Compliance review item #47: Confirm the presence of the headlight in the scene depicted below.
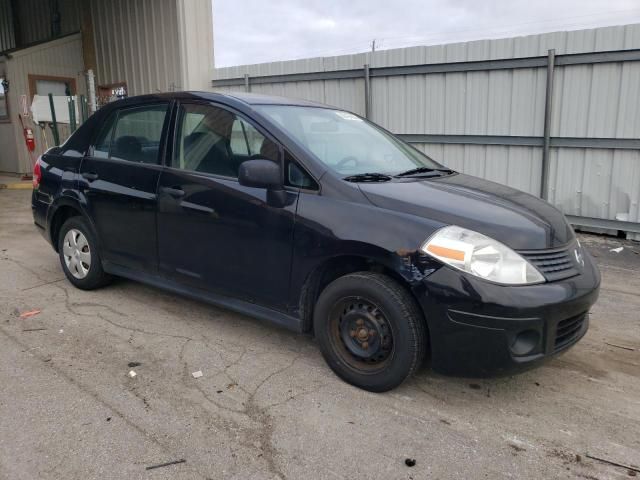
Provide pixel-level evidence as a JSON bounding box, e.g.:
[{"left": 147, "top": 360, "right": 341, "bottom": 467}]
[{"left": 421, "top": 225, "right": 545, "bottom": 285}]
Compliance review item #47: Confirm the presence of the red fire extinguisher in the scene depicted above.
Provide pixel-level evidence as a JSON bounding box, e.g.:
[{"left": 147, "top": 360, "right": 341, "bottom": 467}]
[{"left": 23, "top": 127, "right": 36, "bottom": 152}]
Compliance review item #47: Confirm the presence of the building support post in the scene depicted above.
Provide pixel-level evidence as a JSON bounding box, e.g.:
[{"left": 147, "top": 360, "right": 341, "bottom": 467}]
[
  {"left": 86, "top": 69, "right": 96, "bottom": 114},
  {"left": 80, "top": 1, "right": 97, "bottom": 76},
  {"left": 176, "top": 0, "right": 215, "bottom": 91},
  {"left": 244, "top": 74, "right": 250, "bottom": 93},
  {"left": 541, "top": 49, "right": 555, "bottom": 200},
  {"left": 364, "top": 64, "right": 371, "bottom": 119}
]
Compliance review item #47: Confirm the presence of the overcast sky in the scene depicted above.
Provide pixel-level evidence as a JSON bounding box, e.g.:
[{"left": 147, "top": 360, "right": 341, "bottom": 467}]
[{"left": 212, "top": 0, "right": 640, "bottom": 67}]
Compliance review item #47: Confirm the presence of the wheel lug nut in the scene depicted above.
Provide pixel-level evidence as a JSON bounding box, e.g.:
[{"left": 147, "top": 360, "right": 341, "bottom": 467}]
[
  {"left": 356, "top": 319, "right": 364, "bottom": 326},
  {"left": 350, "top": 330, "right": 357, "bottom": 338},
  {"left": 362, "top": 341, "right": 369, "bottom": 350}
]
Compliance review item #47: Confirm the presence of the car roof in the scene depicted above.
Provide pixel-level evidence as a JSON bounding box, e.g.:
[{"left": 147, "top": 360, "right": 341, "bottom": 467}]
[{"left": 101, "top": 91, "right": 333, "bottom": 110}]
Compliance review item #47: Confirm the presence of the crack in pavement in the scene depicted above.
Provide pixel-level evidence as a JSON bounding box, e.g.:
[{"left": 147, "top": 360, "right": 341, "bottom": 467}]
[
  {"left": 0, "top": 325, "right": 211, "bottom": 480},
  {"left": 179, "top": 338, "right": 313, "bottom": 480},
  {"left": 3, "top": 261, "right": 288, "bottom": 478},
  {"left": 32, "top": 279, "right": 313, "bottom": 479},
  {"left": 4, "top": 250, "right": 327, "bottom": 479}
]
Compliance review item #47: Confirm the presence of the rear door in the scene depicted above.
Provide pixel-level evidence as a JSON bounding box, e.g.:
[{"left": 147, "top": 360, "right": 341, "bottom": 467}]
[
  {"left": 156, "top": 101, "right": 298, "bottom": 311},
  {"left": 80, "top": 102, "right": 170, "bottom": 273}
]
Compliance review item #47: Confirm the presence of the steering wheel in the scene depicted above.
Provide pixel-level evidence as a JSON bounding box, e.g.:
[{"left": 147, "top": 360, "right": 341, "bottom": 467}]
[{"left": 335, "top": 156, "right": 359, "bottom": 171}]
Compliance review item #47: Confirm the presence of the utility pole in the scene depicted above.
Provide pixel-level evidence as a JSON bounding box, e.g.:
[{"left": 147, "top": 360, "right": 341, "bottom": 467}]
[{"left": 371, "top": 39, "right": 376, "bottom": 53}]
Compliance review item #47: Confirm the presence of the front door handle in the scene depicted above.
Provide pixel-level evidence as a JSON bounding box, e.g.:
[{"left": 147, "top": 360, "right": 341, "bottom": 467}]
[
  {"left": 161, "top": 186, "right": 185, "bottom": 199},
  {"left": 82, "top": 172, "right": 98, "bottom": 181}
]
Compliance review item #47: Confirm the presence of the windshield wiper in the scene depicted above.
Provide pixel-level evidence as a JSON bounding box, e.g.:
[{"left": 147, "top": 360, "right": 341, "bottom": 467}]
[
  {"left": 343, "top": 172, "right": 392, "bottom": 183},
  {"left": 394, "top": 166, "right": 454, "bottom": 178}
]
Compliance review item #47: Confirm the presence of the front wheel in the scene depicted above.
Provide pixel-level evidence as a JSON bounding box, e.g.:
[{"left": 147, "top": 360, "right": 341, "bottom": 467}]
[{"left": 314, "top": 272, "right": 427, "bottom": 392}]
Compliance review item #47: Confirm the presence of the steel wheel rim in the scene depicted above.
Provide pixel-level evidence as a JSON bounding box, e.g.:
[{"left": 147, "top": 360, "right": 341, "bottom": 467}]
[
  {"left": 328, "top": 297, "right": 395, "bottom": 373},
  {"left": 62, "top": 229, "right": 91, "bottom": 279}
]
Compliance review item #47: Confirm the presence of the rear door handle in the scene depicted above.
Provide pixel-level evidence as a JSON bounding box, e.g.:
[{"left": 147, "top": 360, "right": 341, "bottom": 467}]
[
  {"left": 82, "top": 172, "right": 98, "bottom": 181},
  {"left": 161, "top": 186, "right": 185, "bottom": 199}
]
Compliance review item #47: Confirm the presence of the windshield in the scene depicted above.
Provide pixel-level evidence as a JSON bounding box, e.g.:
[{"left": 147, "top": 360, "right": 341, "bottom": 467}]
[{"left": 254, "top": 105, "right": 445, "bottom": 176}]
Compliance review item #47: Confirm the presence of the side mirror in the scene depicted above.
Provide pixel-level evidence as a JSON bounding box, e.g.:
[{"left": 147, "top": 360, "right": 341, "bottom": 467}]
[{"left": 238, "top": 159, "right": 282, "bottom": 189}]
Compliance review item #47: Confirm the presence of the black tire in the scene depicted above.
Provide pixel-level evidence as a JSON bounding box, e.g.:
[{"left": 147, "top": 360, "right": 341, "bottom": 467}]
[
  {"left": 57, "top": 216, "right": 112, "bottom": 290},
  {"left": 314, "top": 272, "right": 427, "bottom": 392}
]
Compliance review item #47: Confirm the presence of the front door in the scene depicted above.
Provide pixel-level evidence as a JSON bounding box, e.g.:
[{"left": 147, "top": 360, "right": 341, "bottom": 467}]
[
  {"left": 157, "top": 102, "right": 298, "bottom": 311},
  {"left": 80, "top": 103, "right": 170, "bottom": 272}
]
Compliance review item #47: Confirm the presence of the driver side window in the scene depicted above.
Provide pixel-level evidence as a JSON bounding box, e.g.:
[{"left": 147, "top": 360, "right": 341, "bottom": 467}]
[{"left": 173, "top": 103, "right": 279, "bottom": 178}]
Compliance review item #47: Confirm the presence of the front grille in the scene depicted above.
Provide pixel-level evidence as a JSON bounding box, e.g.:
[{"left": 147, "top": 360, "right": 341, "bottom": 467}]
[
  {"left": 519, "top": 244, "right": 579, "bottom": 281},
  {"left": 554, "top": 312, "right": 587, "bottom": 351}
]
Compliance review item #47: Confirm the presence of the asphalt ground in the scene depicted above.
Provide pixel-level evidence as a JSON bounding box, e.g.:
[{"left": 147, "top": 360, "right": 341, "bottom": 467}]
[{"left": 1, "top": 187, "right": 639, "bottom": 479}]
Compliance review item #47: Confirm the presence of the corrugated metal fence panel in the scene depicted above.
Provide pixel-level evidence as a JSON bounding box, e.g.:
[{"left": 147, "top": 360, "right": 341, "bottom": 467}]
[
  {"left": 369, "top": 69, "right": 546, "bottom": 136},
  {"left": 245, "top": 77, "right": 366, "bottom": 117},
  {"left": 0, "top": 0, "right": 15, "bottom": 52},
  {"left": 551, "top": 61, "right": 640, "bottom": 139},
  {"left": 428, "top": 143, "right": 640, "bottom": 235},
  {"left": 215, "top": 57, "right": 326, "bottom": 79},
  {"left": 368, "top": 24, "right": 640, "bottom": 66},
  {"left": 325, "top": 79, "right": 365, "bottom": 116},
  {"left": 91, "top": 0, "right": 182, "bottom": 95},
  {"left": 212, "top": 24, "right": 640, "bottom": 232},
  {"left": 550, "top": 148, "right": 640, "bottom": 223},
  {"left": 213, "top": 24, "right": 640, "bottom": 80},
  {"left": 416, "top": 143, "right": 543, "bottom": 196},
  {"left": 6, "top": 34, "right": 85, "bottom": 173}
]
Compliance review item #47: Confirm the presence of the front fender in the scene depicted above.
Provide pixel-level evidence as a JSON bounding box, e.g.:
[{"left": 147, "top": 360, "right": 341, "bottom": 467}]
[{"left": 290, "top": 193, "right": 446, "bottom": 322}]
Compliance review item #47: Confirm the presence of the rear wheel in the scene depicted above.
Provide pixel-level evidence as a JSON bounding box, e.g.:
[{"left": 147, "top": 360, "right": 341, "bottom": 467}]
[
  {"left": 57, "top": 216, "right": 111, "bottom": 290},
  {"left": 314, "top": 272, "right": 427, "bottom": 392}
]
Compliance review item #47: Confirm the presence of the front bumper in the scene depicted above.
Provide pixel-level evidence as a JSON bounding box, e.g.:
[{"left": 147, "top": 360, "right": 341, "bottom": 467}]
[{"left": 416, "top": 250, "right": 601, "bottom": 377}]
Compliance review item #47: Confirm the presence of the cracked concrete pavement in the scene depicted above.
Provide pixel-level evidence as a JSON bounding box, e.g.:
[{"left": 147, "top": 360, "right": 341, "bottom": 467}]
[{"left": 1, "top": 188, "right": 639, "bottom": 479}]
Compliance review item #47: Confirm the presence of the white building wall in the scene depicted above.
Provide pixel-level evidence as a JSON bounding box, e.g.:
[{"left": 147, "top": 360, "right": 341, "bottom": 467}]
[
  {"left": 2, "top": 34, "right": 85, "bottom": 173},
  {"left": 0, "top": 58, "right": 19, "bottom": 172},
  {"left": 0, "top": 122, "right": 19, "bottom": 173},
  {"left": 0, "top": 0, "right": 214, "bottom": 174},
  {"left": 90, "top": 0, "right": 213, "bottom": 95}
]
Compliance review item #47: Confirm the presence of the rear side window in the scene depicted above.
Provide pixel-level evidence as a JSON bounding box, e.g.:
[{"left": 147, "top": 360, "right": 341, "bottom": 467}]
[{"left": 90, "top": 104, "right": 168, "bottom": 163}]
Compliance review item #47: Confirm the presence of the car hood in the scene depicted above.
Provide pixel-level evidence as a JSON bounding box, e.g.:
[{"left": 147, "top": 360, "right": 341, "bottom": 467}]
[{"left": 357, "top": 173, "right": 574, "bottom": 250}]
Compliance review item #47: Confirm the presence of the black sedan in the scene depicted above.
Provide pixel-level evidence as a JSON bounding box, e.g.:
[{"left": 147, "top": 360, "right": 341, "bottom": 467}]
[{"left": 32, "top": 92, "right": 600, "bottom": 391}]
